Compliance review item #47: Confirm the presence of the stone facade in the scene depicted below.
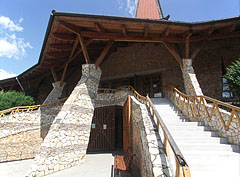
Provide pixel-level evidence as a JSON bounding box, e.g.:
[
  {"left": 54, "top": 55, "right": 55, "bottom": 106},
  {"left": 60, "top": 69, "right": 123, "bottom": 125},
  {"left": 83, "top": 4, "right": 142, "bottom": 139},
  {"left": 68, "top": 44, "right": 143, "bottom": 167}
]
[
  {"left": 26, "top": 64, "right": 101, "bottom": 177},
  {"left": 168, "top": 94, "right": 240, "bottom": 145},
  {"left": 95, "top": 89, "right": 132, "bottom": 108},
  {"left": 43, "top": 81, "right": 65, "bottom": 104},
  {"left": 131, "top": 97, "right": 171, "bottom": 177},
  {"left": 40, "top": 104, "right": 63, "bottom": 139},
  {"left": 0, "top": 110, "right": 42, "bottom": 162},
  {"left": 181, "top": 59, "right": 203, "bottom": 96},
  {"left": 0, "top": 129, "right": 42, "bottom": 162}
]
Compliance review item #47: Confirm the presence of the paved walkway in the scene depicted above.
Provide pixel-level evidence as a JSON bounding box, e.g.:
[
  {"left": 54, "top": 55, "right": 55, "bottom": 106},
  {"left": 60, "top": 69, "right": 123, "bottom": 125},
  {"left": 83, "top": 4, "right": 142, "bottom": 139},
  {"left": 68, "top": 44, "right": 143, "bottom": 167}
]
[{"left": 0, "top": 153, "right": 116, "bottom": 177}]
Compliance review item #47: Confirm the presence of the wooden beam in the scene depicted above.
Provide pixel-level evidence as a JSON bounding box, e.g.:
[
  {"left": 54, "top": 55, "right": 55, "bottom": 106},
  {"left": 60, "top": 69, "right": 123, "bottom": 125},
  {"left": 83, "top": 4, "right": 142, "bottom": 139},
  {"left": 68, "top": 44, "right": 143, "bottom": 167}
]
[
  {"left": 49, "top": 44, "right": 73, "bottom": 51},
  {"left": 50, "top": 68, "right": 58, "bottom": 82},
  {"left": 144, "top": 26, "right": 149, "bottom": 38},
  {"left": 218, "top": 24, "right": 236, "bottom": 34},
  {"left": 163, "top": 27, "right": 170, "bottom": 38},
  {"left": 52, "top": 33, "right": 76, "bottom": 41},
  {"left": 95, "top": 40, "right": 114, "bottom": 67},
  {"left": 60, "top": 64, "right": 68, "bottom": 86},
  {"left": 58, "top": 20, "right": 83, "bottom": 35},
  {"left": 122, "top": 24, "right": 128, "bottom": 37},
  {"left": 162, "top": 41, "right": 182, "bottom": 67},
  {"left": 70, "top": 37, "right": 79, "bottom": 59},
  {"left": 190, "top": 40, "right": 206, "bottom": 60},
  {"left": 94, "top": 22, "right": 106, "bottom": 33},
  {"left": 46, "top": 52, "right": 70, "bottom": 58},
  {"left": 185, "top": 36, "right": 190, "bottom": 58},
  {"left": 80, "top": 31, "right": 183, "bottom": 43},
  {"left": 78, "top": 35, "right": 91, "bottom": 64}
]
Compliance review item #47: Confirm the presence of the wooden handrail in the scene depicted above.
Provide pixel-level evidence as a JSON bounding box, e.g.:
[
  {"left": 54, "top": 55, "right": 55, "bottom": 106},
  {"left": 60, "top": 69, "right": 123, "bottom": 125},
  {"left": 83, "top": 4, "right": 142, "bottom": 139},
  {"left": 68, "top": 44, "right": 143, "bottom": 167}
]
[
  {"left": 0, "top": 97, "right": 68, "bottom": 118},
  {"left": 166, "top": 86, "right": 240, "bottom": 131}
]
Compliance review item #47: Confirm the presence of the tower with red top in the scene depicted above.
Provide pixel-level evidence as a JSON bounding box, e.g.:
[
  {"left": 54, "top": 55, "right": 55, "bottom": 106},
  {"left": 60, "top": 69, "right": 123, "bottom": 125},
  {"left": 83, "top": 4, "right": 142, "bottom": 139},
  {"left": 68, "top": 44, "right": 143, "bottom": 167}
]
[{"left": 135, "top": 0, "right": 164, "bottom": 19}]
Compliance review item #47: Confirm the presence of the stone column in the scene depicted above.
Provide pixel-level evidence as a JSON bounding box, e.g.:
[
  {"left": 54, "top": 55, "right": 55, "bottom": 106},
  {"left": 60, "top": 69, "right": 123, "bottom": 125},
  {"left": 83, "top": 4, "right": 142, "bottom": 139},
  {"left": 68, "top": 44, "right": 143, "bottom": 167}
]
[
  {"left": 181, "top": 59, "right": 203, "bottom": 96},
  {"left": 43, "top": 81, "right": 66, "bottom": 104},
  {"left": 26, "top": 64, "right": 101, "bottom": 177},
  {"left": 41, "top": 81, "right": 65, "bottom": 139}
]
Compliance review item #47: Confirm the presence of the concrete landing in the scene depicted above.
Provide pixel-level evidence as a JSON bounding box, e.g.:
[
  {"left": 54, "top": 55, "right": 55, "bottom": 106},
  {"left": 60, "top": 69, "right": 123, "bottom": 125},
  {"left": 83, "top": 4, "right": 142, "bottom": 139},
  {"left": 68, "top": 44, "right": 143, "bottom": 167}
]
[{"left": 0, "top": 153, "right": 121, "bottom": 177}]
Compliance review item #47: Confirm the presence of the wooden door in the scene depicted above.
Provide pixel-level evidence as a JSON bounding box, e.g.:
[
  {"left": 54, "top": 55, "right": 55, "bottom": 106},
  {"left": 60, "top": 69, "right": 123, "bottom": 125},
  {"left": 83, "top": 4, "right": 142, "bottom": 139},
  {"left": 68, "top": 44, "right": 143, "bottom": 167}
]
[
  {"left": 123, "top": 95, "right": 131, "bottom": 154},
  {"left": 88, "top": 106, "right": 115, "bottom": 152}
]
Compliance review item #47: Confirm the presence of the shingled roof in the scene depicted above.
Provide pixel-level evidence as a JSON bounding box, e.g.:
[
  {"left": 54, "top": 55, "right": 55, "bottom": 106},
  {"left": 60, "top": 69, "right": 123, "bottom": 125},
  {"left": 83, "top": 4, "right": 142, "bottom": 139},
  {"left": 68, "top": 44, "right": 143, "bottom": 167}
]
[{"left": 135, "top": 0, "right": 164, "bottom": 19}]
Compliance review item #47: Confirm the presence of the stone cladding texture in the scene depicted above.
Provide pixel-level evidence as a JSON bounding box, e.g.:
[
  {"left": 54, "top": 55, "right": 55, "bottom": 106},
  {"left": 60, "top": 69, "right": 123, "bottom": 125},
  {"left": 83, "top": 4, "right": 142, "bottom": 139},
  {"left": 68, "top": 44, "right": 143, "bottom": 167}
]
[
  {"left": 43, "top": 81, "right": 65, "bottom": 104},
  {"left": 0, "top": 111, "right": 42, "bottom": 162},
  {"left": 182, "top": 59, "right": 203, "bottom": 96},
  {"left": 95, "top": 89, "right": 132, "bottom": 108},
  {"left": 169, "top": 96, "right": 240, "bottom": 145},
  {"left": 26, "top": 64, "right": 101, "bottom": 177},
  {"left": 40, "top": 104, "right": 63, "bottom": 139},
  {"left": 0, "top": 129, "right": 42, "bottom": 162},
  {"left": 131, "top": 97, "right": 171, "bottom": 177}
]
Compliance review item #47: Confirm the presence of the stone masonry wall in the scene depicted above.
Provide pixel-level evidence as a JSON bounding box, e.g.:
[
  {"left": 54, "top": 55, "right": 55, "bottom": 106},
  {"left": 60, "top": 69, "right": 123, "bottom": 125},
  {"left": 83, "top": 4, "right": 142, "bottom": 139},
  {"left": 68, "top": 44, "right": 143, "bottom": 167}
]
[
  {"left": 0, "top": 111, "right": 42, "bottom": 162},
  {"left": 40, "top": 104, "right": 63, "bottom": 139},
  {"left": 26, "top": 64, "right": 101, "bottom": 177},
  {"left": 169, "top": 95, "right": 240, "bottom": 145},
  {"left": 131, "top": 97, "right": 171, "bottom": 177},
  {"left": 182, "top": 59, "right": 203, "bottom": 96},
  {"left": 0, "top": 129, "right": 42, "bottom": 162},
  {"left": 43, "top": 81, "right": 65, "bottom": 104},
  {"left": 95, "top": 89, "right": 132, "bottom": 108}
]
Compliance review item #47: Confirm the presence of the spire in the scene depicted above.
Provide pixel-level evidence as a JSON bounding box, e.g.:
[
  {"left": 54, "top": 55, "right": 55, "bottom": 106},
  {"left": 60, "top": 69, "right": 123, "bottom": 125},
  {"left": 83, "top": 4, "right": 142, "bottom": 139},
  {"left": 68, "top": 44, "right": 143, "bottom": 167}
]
[{"left": 135, "top": 0, "right": 164, "bottom": 20}]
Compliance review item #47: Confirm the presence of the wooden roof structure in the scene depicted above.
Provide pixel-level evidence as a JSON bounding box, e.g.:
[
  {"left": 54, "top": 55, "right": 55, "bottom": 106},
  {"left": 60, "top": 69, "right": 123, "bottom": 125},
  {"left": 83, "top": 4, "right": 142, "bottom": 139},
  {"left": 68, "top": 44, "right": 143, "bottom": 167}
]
[{"left": 1, "top": 10, "right": 240, "bottom": 88}]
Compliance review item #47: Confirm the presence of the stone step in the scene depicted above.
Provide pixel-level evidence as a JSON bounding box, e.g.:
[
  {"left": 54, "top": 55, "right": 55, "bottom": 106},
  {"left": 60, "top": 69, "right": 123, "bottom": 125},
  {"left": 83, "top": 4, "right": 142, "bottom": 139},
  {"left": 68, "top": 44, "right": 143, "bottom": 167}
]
[
  {"left": 170, "top": 130, "right": 219, "bottom": 137},
  {"left": 173, "top": 137, "right": 229, "bottom": 144},
  {"left": 178, "top": 143, "right": 240, "bottom": 152},
  {"left": 167, "top": 125, "right": 211, "bottom": 131}
]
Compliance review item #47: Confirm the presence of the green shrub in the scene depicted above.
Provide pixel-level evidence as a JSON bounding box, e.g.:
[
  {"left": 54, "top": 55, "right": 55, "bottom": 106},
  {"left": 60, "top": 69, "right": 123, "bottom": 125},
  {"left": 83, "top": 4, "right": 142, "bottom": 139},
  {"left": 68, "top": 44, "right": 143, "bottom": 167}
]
[
  {"left": 0, "top": 91, "right": 35, "bottom": 111},
  {"left": 224, "top": 59, "right": 240, "bottom": 99}
]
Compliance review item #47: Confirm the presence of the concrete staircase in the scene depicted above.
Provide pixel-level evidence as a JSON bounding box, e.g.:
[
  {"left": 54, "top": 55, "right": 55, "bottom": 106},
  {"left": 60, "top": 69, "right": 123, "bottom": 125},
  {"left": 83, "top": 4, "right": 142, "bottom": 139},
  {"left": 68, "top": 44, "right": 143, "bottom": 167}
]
[{"left": 151, "top": 98, "right": 240, "bottom": 177}]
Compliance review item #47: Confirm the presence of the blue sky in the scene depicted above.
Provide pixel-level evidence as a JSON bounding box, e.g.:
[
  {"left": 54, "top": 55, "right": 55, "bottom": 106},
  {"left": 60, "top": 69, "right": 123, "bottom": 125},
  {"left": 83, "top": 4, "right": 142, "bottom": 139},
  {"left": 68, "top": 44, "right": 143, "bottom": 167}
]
[{"left": 0, "top": 0, "right": 239, "bottom": 80}]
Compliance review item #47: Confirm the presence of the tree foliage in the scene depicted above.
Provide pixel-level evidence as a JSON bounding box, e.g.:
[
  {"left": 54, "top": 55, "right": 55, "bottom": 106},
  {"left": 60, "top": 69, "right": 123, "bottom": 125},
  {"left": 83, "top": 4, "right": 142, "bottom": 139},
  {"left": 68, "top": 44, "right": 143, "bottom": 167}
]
[
  {"left": 0, "top": 91, "right": 35, "bottom": 111},
  {"left": 224, "top": 59, "right": 240, "bottom": 98}
]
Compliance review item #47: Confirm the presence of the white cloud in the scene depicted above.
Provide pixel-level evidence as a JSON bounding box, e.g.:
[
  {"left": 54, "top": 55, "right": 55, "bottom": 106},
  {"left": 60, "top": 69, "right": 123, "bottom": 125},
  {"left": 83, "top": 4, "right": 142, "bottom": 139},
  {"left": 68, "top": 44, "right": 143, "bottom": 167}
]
[
  {"left": 117, "top": 0, "right": 136, "bottom": 17},
  {"left": 0, "top": 16, "right": 23, "bottom": 32},
  {"left": 0, "top": 69, "right": 16, "bottom": 80},
  {"left": 0, "top": 16, "right": 32, "bottom": 60}
]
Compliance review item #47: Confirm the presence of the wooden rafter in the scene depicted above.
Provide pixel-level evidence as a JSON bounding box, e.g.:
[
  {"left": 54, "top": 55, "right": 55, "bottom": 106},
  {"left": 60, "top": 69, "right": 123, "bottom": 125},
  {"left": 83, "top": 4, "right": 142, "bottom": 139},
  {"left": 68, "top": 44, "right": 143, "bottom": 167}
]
[
  {"left": 52, "top": 33, "right": 76, "bottom": 41},
  {"left": 218, "top": 24, "right": 236, "bottom": 34},
  {"left": 58, "top": 20, "right": 83, "bottom": 35},
  {"left": 50, "top": 68, "right": 58, "bottom": 82},
  {"left": 49, "top": 44, "right": 73, "bottom": 51},
  {"left": 163, "top": 27, "right": 170, "bottom": 38},
  {"left": 94, "top": 22, "right": 106, "bottom": 33},
  {"left": 78, "top": 35, "right": 91, "bottom": 64},
  {"left": 144, "top": 26, "right": 149, "bottom": 38},
  {"left": 95, "top": 40, "right": 114, "bottom": 67},
  {"left": 70, "top": 37, "right": 79, "bottom": 58},
  {"left": 80, "top": 31, "right": 183, "bottom": 43},
  {"left": 60, "top": 64, "right": 68, "bottom": 86},
  {"left": 122, "top": 24, "right": 128, "bottom": 37},
  {"left": 190, "top": 40, "right": 206, "bottom": 60},
  {"left": 46, "top": 52, "right": 70, "bottom": 58},
  {"left": 162, "top": 41, "right": 182, "bottom": 67},
  {"left": 184, "top": 31, "right": 192, "bottom": 58}
]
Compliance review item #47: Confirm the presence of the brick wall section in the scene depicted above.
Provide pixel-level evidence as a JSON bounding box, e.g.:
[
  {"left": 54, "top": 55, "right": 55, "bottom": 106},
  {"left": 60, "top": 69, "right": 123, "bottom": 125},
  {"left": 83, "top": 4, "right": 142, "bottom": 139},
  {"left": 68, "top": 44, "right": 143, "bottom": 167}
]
[{"left": 101, "top": 43, "right": 184, "bottom": 92}]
